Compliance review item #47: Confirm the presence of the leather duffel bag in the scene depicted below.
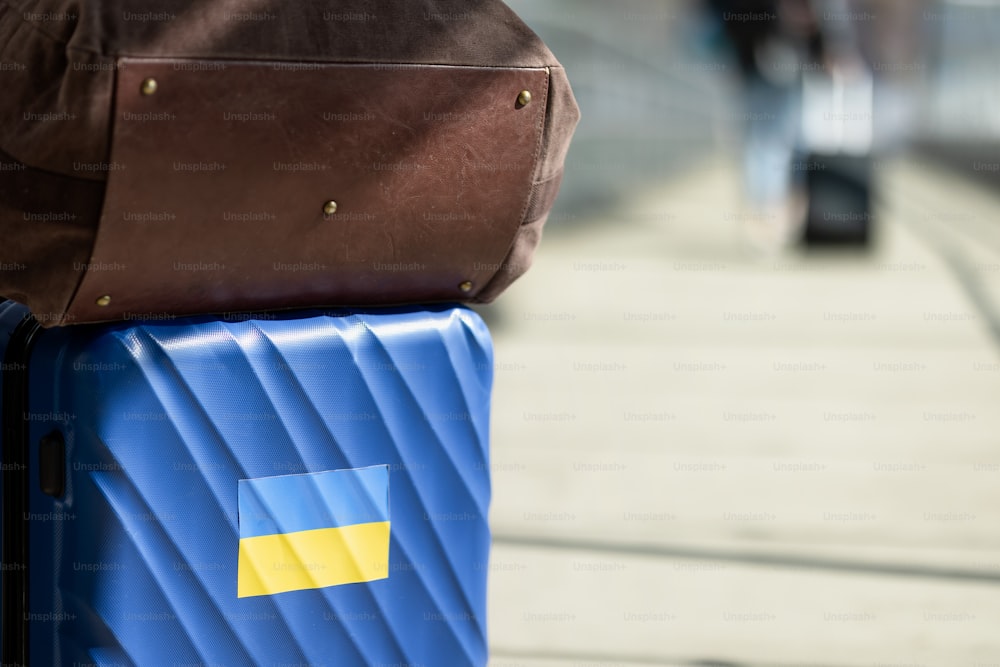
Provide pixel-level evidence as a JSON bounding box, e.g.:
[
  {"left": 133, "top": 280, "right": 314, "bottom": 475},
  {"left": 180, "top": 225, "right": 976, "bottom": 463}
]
[{"left": 0, "top": 0, "right": 579, "bottom": 325}]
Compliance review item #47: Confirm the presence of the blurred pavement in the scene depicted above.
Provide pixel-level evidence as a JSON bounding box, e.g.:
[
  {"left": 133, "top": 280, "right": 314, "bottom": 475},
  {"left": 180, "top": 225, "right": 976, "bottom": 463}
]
[
  {"left": 485, "top": 2, "right": 1000, "bottom": 664},
  {"left": 482, "top": 153, "right": 1000, "bottom": 667}
]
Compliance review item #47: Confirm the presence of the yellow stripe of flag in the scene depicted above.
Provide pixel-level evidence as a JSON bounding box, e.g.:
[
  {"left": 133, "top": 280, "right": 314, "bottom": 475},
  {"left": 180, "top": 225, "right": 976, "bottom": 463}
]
[{"left": 237, "top": 521, "right": 390, "bottom": 598}]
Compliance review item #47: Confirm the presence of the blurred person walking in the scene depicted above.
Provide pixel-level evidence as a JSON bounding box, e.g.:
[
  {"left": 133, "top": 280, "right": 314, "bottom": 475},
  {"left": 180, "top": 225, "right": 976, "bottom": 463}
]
[{"left": 707, "top": 0, "right": 871, "bottom": 250}]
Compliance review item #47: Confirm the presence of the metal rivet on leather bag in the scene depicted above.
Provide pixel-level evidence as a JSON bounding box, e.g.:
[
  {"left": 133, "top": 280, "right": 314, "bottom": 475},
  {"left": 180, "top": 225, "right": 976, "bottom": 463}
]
[
  {"left": 517, "top": 90, "right": 532, "bottom": 107},
  {"left": 140, "top": 78, "right": 158, "bottom": 96},
  {"left": 459, "top": 281, "right": 474, "bottom": 293},
  {"left": 96, "top": 295, "right": 112, "bottom": 307},
  {"left": 323, "top": 201, "right": 338, "bottom": 216}
]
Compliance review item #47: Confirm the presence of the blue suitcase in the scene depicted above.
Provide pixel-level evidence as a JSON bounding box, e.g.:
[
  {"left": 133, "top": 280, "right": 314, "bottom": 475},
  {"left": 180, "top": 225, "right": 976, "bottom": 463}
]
[{"left": 1, "top": 302, "right": 493, "bottom": 666}]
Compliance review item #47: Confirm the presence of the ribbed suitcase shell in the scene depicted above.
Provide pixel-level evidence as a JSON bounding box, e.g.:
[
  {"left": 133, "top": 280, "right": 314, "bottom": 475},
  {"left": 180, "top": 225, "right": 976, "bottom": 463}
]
[{"left": 1, "top": 304, "right": 492, "bottom": 666}]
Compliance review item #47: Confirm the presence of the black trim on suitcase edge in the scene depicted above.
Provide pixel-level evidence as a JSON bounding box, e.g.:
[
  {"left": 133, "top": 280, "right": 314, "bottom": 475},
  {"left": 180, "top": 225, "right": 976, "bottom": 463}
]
[{"left": 2, "top": 314, "right": 42, "bottom": 667}]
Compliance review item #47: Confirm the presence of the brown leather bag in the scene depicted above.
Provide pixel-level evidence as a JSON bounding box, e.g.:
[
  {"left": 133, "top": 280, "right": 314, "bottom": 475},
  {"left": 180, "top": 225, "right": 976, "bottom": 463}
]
[{"left": 0, "top": 0, "right": 579, "bottom": 325}]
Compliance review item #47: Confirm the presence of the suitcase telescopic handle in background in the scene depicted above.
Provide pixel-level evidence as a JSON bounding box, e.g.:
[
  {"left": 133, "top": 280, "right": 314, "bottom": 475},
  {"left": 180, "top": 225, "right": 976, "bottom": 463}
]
[{"left": 2, "top": 314, "right": 42, "bottom": 666}]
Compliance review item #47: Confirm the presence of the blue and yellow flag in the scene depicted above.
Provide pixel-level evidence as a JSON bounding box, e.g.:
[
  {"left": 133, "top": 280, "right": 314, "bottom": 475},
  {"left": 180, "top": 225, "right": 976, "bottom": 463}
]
[{"left": 237, "top": 466, "right": 390, "bottom": 598}]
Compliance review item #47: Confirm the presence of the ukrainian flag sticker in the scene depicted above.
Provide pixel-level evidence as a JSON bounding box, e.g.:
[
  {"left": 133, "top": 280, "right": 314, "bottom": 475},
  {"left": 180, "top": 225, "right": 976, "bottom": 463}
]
[{"left": 237, "top": 465, "right": 390, "bottom": 598}]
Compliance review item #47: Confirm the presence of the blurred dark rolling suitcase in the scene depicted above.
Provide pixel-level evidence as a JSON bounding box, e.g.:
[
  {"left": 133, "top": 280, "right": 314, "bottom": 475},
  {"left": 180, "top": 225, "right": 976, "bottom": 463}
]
[
  {"left": 1, "top": 301, "right": 493, "bottom": 666},
  {"left": 802, "top": 153, "right": 873, "bottom": 245},
  {"left": 799, "top": 68, "right": 875, "bottom": 246}
]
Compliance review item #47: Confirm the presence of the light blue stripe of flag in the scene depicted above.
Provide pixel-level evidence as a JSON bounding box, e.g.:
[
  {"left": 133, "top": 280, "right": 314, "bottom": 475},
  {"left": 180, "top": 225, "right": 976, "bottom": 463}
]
[{"left": 238, "top": 465, "right": 389, "bottom": 539}]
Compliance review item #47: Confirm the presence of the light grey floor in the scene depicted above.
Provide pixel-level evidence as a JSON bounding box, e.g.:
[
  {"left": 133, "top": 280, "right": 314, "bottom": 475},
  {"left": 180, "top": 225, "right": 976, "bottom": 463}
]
[{"left": 484, "top": 156, "right": 1000, "bottom": 667}]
